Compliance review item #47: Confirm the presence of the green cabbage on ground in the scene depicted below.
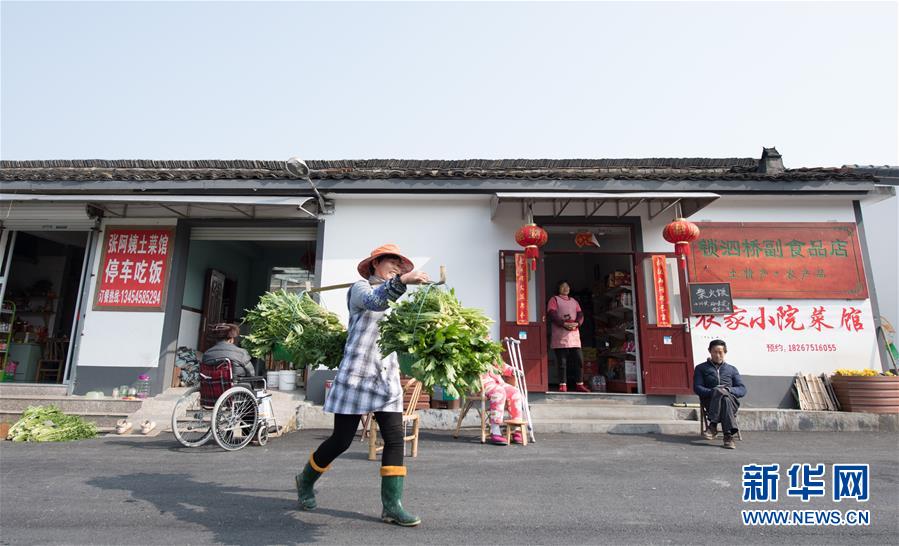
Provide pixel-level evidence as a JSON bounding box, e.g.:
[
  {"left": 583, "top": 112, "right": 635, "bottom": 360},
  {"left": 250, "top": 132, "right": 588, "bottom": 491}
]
[{"left": 7, "top": 405, "right": 97, "bottom": 442}]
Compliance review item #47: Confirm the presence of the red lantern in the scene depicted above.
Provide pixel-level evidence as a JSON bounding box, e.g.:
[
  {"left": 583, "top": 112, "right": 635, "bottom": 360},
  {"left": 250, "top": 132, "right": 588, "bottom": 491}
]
[
  {"left": 663, "top": 218, "right": 700, "bottom": 256},
  {"left": 515, "top": 223, "right": 548, "bottom": 269}
]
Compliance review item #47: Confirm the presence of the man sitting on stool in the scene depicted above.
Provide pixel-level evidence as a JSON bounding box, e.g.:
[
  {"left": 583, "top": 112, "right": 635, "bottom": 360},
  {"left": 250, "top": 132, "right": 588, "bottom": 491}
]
[{"left": 693, "top": 339, "right": 747, "bottom": 449}]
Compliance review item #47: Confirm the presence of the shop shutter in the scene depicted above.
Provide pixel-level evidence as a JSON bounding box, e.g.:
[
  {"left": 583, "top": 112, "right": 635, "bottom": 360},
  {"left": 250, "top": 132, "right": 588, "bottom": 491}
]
[
  {"left": 0, "top": 203, "right": 98, "bottom": 231},
  {"left": 189, "top": 226, "right": 317, "bottom": 241}
]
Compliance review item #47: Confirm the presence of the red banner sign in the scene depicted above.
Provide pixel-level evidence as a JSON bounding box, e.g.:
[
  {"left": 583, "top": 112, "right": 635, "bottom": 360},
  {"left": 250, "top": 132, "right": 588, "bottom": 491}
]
[
  {"left": 652, "top": 255, "right": 671, "bottom": 327},
  {"left": 93, "top": 227, "right": 175, "bottom": 311},
  {"left": 687, "top": 223, "right": 868, "bottom": 299},
  {"left": 515, "top": 253, "right": 529, "bottom": 325}
]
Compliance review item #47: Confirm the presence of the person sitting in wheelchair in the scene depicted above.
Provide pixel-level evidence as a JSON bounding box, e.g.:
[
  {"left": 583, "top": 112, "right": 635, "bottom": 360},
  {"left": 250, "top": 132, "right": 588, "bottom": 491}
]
[{"left": 202, "top": 323, "right": 255, "bottom": 379}]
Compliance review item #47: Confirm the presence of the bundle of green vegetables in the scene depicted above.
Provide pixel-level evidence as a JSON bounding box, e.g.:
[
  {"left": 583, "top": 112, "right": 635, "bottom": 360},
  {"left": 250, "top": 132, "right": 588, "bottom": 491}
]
[
  {"left": 379, "top": 286, "right": 502, "bottom": 398},
  {"left": 7, "top": 405, "right": 97, "bottom": 442},
  {"left": 242, "top": 290, "right": 347, "bottom": 369}
]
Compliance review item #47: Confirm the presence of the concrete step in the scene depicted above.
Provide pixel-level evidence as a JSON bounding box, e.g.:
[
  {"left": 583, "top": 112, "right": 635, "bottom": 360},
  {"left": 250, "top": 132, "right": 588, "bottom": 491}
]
[
  {"left": 534, "top": 419, "right": 700, "bottom": 435},
  {"left": 528, "top": 403, "right": 679, "bottom": 421},
  {"left": 0, "top": 395, "right": 142, "bottom": 415},
  {"left": 537, "top": 393, "right": 673, "bottom": 405},
  {"left": 0, "top": 384, "right": 68, "bottom": 396}
]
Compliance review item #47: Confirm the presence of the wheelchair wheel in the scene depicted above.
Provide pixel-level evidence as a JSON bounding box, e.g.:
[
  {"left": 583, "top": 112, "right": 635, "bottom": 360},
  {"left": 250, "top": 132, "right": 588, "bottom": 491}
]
[
  {"left": 256, "top": 424, "right": 269, "bottom": 446},
  {"left": 171, "top": 386, "right": 212, "bottom": 448},
  {"left": 211, "top": 386, "right": 259, "bottom": 451}
]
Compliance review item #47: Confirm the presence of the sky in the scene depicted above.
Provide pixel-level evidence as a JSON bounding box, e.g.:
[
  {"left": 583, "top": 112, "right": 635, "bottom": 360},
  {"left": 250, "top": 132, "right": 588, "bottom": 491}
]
[{"left": 1, "top": 1, "right": 897, "bottom": 167}]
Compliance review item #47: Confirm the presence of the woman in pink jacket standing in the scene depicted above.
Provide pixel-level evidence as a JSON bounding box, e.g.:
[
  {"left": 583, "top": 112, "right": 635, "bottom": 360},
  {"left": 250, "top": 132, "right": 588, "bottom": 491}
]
[{"left": 547, "top": 280, "right": 589, "bottom": 393}]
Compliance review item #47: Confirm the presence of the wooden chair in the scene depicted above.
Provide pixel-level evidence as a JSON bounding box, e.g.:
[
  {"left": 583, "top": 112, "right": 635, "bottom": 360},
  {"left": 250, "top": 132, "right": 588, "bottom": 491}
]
[
  {"left": 452, "top": 389, "right": 488, "bottom": 443},
  {"left": 35, "top": 338, "right": 68, "bottom": 383},
  {"left": 367, "top": 378, "right": 423, "bottom": 461},
  {"left": 699, "top": 402, "right": 743, "bottom": 441}
]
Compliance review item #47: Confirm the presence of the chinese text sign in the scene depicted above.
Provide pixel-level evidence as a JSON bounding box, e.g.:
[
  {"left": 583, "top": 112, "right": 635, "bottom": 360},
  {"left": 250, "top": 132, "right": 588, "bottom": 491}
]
[
  {"left": 687, "top": 223, "right": 867, "bottom": 299},
  {"left": 93, "top": 227, "right": 175, "bottom": 311}
]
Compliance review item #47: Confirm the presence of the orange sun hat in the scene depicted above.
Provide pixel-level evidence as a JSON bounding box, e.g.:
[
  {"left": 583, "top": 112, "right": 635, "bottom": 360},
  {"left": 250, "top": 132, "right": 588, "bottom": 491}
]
[{"left": 356, "top": 243, "right": 415, "bottom": 279}]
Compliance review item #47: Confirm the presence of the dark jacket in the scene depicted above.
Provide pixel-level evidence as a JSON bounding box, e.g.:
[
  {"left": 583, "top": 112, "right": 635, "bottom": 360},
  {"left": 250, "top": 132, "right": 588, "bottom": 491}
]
[
  {"left": 202, "top": 341, "right": 255, "bottom": 378},
  {"left": 693, "top": 360, "right": 747, "bottom": 400}
]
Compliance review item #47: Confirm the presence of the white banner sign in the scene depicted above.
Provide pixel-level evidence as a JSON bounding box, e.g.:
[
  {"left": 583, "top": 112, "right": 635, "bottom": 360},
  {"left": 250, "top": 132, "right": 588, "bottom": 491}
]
[{"left": 689, "top": 300, "right": 878, "bottom": 376}]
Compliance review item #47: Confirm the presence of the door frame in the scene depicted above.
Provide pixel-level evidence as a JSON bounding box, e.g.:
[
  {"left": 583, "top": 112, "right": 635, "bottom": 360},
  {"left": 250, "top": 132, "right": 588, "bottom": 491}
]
[
  {"left": 634, "top": 252, "right": 696, "bottom": 395},
  {"left": 498, "top": 250, "right": 547, "bottom": 392}
]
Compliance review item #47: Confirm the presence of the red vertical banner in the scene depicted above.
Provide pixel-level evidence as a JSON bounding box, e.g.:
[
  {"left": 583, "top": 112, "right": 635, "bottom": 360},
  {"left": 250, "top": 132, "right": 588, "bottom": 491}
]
[
  {"left": 93, "top": 226, "right": 175, "bottom": 311},
  {"left": 515, "top": 253, "right": 529, "bottom": 325},
  {"left": 652, "top": 255, "right": 671, "bottom": 327}
]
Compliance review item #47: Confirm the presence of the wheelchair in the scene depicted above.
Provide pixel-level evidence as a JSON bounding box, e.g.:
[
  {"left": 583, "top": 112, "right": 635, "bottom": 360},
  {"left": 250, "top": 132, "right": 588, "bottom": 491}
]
[{"left": 171, "top": 358, "right": 277, "bottom": 451}]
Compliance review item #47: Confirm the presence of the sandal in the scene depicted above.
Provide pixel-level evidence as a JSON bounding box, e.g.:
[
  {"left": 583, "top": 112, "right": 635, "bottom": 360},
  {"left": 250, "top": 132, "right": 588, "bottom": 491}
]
[
  {"left": 140, "top": 420, "right": 157, "bottom": 435},
  {"left": 116, "top": 419, "right": 133, "bottom": 435},
  {"left": 488, "top": 433, "right": 509, "bottom": 446}
]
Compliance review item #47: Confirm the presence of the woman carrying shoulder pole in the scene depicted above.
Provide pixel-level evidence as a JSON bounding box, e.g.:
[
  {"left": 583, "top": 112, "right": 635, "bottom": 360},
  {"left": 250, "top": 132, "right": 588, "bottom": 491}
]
[{"left": 295, "top": 244, "right": 429, "bottom": 527}]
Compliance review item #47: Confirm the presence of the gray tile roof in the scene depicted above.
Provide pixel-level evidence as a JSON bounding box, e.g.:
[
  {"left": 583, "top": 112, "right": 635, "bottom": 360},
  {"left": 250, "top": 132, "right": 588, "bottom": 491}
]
[{"left": 0, "top": 158, "right": 875, "bottom": 182}]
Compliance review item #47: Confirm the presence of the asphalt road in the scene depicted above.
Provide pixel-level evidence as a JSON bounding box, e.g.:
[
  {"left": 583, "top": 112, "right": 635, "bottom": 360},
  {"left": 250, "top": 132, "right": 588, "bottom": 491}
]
[{"left": 1, "top": 429, "right": 897, "bottom": 545}]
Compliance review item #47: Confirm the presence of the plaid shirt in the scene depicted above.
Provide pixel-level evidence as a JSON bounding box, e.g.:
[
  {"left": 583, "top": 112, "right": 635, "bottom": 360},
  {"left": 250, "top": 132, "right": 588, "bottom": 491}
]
[{"left": 323, "top": 275, "right": 407, "bottom": 415}]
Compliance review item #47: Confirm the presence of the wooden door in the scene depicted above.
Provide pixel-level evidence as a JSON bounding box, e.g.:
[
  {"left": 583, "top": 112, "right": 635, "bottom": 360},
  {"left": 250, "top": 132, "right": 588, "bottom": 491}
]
[
  {"left": 634, "top": 253, "right": 695, "bottom": 394},
  {"left": 498, "top": 250, "right": 547, "bottom": 392},
  {"left": 198, "top": 269, "right": 226, "bottom": 352}
]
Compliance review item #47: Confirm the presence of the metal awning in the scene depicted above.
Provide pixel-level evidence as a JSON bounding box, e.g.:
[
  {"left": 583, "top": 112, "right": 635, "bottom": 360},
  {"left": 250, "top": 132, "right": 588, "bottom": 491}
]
[
  {"left": 491, "top": 192, "right": 720, "bottom": 220},
  {"left": 0, "top": 193, "right": 319, "bottom": 220}
]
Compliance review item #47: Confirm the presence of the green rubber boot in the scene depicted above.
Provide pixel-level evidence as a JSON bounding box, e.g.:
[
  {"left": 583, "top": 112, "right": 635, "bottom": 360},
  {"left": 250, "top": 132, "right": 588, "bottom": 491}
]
[
  {"left": 380, "top": 467, "right": 421, "bottom": 527},
  {"left": 295, "top": 453, "right": 329, "bottom": 510}
]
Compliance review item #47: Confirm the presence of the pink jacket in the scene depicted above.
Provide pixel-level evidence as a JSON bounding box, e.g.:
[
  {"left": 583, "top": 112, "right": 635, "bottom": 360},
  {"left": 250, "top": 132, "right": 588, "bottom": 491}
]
[{"left": 547, "top": 295, "right": 583, "bottom": 349}]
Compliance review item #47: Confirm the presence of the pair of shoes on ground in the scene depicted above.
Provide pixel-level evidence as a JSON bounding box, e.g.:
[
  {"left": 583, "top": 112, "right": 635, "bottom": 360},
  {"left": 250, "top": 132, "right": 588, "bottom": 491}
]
[
  {"left": 557, "top": 383, "right": 591, "bottom": 393},
  {"left": 115, "top": 419, "right": 156, "bottom": 435},
  {"left": 488, "top": 432, "right": 524, "bottom": 445}
]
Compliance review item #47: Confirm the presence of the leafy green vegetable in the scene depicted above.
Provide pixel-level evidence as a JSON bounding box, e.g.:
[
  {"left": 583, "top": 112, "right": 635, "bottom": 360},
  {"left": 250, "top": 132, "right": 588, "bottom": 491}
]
[
  {"left": 242, "top": 290, "right": 347, "bottom": 369},
  {"left": 284, "top": 293, "right": 348, "bottom": 370},
  {"left": 7, "top": 405, "right": 97, "bottom": 442},
  {"left": 378, "top": 286, "right": 502, "bottom": 398}
]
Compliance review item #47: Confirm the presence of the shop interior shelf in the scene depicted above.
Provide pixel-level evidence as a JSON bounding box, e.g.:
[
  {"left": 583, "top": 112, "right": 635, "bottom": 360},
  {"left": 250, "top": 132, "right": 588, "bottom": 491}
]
[
  {"left": 594, "top": 285, "right": 632, "bottom": 299},
  {"left": 599, "top": 351, "right": 637, "bottom": 359},
  {"left": 594, "top": 327, "right": 634, "bottom": 339},
  {"left": 600, "top": 306, "right": 633, "bottom": 318}
]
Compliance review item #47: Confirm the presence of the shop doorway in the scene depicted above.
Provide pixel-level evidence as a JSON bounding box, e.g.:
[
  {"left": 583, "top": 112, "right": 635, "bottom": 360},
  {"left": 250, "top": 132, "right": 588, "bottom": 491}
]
[
  {"left": 177, "top": 231, "right": 317, "bottom": 358},
  {"left": 0, "top": 231, "right": 91, "bottom": 384},
  {"left": 542, "top": 224, "right": 641, "bottom": 394}
]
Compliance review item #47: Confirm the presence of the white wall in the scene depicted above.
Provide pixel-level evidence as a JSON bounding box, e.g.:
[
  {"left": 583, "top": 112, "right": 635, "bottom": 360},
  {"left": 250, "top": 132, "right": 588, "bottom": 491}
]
[
  {"left": 76, "top": 218, "right": 176, "bottom": 368},
  {"left": 319, "top": 195, "right": 521, "bottom": 338},
  {"left": 689, "top": 299, "right": 879, "bottom": 375},
  {"left": 862, "top": 195, "right": 899, "bottom": 334}
]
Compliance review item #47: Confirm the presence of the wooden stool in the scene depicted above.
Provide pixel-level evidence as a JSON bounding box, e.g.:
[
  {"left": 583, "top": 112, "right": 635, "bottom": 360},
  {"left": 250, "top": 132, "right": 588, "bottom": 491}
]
[{"left": 503, "top": 419, "right": 528, "bottom": 446}]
